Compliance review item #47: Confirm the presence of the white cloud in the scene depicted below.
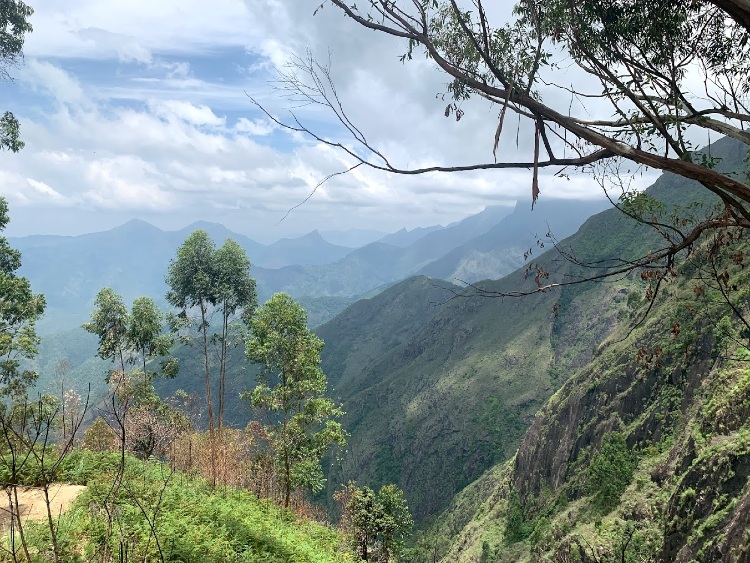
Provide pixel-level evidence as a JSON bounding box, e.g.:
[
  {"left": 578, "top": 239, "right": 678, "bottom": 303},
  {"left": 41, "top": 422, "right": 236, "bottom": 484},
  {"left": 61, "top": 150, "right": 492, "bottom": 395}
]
[
  {"left": 0, "top": 1, "right": 624, "bottom": 239},
  {"left": 25, "top": 0, "right": 255, "bottom": 59},
  {"left": 234, "top": 117, "right": 275, "bottom": 136},
  {"left": 27, "top": 178, "right": 67, "bottom": 202},
  {"left": 83, "top": 156, "right": 173, "bottom": 209},
  {"left": 75, "top": 27, "right": 153, "bottom": 64},
  {"left": 21, "top": 60, "right": 85, "bottom": 105},
  {"left": 150, "top": 100, "right": 226, "bottom": 127}
]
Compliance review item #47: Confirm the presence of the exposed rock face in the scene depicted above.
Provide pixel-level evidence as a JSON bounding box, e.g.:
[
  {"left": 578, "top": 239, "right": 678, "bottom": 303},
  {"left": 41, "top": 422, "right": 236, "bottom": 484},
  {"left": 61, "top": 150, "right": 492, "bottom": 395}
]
[
  {"left": 513, "top": 335, "right": 713, "bottom": 504},
  {"left": 664, "top": 441, "right": 750, "bottom": 562},
  {"left": 500, "top": 320, "right": 750, "bottom": 562}
]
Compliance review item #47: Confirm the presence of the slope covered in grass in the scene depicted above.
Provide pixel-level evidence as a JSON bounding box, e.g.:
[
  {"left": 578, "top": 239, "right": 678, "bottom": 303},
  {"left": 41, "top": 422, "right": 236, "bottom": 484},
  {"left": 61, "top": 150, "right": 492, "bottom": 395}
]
[
  {"left": 317, "top": 138, "right": 741, "bottom": 523},
  {"left": 415, "top": 138, "right": 750, "bottom": 561},
  {"left": 16, "top": 452, "right": 348, "bottom": 563}
]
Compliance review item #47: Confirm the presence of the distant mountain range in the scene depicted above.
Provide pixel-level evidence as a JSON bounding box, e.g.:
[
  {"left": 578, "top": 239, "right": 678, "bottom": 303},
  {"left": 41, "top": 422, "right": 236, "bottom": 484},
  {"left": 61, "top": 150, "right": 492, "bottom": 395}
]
[{"left": 14, "top": 198, "right": 606, "bottom": 333}]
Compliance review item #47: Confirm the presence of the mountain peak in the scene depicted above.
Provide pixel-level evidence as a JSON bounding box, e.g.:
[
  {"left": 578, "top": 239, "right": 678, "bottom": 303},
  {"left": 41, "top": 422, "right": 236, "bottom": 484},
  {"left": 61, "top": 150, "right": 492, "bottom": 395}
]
[
  {"left": 179, "top": 220, "right": 229, "bottom": 233},
  {"left": 111, "top": 219, "right": 163, "bottom": 233},
  {"left": 302, "top": 230, "right": 324, "bottom": 241}
]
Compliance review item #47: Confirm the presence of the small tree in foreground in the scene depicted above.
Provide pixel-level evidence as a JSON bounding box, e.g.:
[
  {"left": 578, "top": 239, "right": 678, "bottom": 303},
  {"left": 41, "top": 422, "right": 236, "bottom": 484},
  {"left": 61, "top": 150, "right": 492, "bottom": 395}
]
[
  {"left": 245, "top": 293, "right": 346, "bottom": 508},
  {"left": 336, "top": 482, "right": 414, "bottom": 562}
]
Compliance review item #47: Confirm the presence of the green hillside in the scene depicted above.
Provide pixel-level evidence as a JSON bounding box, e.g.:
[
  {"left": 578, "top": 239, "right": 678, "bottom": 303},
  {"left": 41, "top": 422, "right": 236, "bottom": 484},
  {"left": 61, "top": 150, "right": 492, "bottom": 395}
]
[
  {"left": 315, "top": 138, "right": 743, "bottom": 523},
  {"left": 436, "top": 231, "right": 750, "bottom": 562}
]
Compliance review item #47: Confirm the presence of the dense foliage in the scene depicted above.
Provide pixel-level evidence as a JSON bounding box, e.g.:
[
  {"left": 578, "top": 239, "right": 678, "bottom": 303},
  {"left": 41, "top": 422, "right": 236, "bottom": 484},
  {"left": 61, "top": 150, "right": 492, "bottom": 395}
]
[
  {"left": 336, "top": 482, "right": 414, "bottom": 562},
  {"left": 246, "top": 293, "right": 346, "bottom": 508},
  {"left": 0, "top": 198, "right": 46, "bottom": 397}
]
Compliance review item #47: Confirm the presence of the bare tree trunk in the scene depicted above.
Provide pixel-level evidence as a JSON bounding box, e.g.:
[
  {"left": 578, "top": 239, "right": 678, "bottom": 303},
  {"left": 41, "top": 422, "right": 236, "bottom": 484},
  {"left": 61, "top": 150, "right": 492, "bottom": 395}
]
[
  {"left": 12, "top": 487, "right": 31, "bottom": 563},
  {"left": 218, "top": 308, "right": 229, "bottom": 485},
  {"left": 200, "top": 300, "right": 217, "bottom": 487},
  {"left": 41, "top": 485, "right": 61, "bottom": 563}
]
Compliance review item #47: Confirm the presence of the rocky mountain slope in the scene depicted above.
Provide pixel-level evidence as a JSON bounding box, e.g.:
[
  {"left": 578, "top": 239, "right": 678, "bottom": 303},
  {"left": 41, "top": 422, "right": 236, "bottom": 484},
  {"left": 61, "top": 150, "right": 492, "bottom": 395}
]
[
  {"left": 316, "top": 138, "right": 742, "bottom": 525},
  {"left": 412, "top": 138, "right": 750, "bottom": 561},
  {"left": 437, "top": 240, "right": 749, "bottom": 562}
]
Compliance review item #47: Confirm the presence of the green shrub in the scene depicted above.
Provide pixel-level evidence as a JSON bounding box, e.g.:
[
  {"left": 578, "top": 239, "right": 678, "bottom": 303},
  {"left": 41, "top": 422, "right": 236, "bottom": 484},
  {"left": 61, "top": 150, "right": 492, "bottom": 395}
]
[
  {"left": 504, "top": 490, "right": 532, "bottom": 544},
  {"left": 587, "top": 431, "right": 638, "bottom": 512}
]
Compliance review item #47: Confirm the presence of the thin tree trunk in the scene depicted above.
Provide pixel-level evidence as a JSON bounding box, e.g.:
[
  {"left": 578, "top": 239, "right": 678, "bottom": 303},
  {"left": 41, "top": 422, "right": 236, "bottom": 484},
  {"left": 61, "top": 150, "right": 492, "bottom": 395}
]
[
  {"left": 284, "top": 451, "right": 291, "bottom": 509},
  {"left": 143, "top": 352, "right": 148, "bottom": 387},
  {"left": 201, "top": 300, "right": 216, "bottom": 487},
  {"left": 42, "top": 484, "right": 61, "bottom": 563},
  {"left": 219, "top": 307, "right": 228, "bottom": 433},
  {"left": 218, "top": 308, "right": 228, "bottom": 484},
  {"left": 12, "top": 486, "right": 31, "bottom": 563}
]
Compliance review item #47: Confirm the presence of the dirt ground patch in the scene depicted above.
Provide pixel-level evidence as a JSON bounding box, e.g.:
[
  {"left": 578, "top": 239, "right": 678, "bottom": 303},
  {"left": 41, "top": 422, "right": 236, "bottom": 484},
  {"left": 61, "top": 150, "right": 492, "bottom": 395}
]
[{"left": 0, "top": 484, "right": 86, "bottom": 531}]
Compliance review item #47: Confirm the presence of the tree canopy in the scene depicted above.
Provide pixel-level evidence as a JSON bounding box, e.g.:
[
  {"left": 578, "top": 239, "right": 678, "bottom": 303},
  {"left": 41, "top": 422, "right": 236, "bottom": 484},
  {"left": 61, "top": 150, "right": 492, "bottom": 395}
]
[
  {"left": 165, "top": 230, "right": 257, "bottom": 484},
  {"left": 309, "top": 0, "right": 749, "bottom": 202},
  {"left": 246, "top": 293, "right": 346, "bottom": 508},
  {"left": 336, "top": 482, "right": 413, "bottom": 562},
  {"left": 0, "top": 198, "right": 45, "bottom": 396},
  {"left": 0, "top": 1, "right": 33, "bottom": 153}
]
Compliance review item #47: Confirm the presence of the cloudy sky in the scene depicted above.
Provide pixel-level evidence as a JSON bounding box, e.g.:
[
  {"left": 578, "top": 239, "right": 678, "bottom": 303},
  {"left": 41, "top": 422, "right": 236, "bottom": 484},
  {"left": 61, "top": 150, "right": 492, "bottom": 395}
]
[{"left": 0, "top": 0, "right": 623, "bottom": 243}]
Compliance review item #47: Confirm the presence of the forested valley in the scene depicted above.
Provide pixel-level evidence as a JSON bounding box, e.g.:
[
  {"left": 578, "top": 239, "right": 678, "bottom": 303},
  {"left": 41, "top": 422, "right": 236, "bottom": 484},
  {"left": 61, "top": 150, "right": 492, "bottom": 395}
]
[{"left": 3, "top": 0, "right": 750, "bottom": 562}]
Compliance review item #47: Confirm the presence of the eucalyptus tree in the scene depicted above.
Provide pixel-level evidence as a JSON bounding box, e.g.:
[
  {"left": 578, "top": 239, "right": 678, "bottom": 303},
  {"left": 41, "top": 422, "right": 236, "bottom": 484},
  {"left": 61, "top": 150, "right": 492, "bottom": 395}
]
[
  {"left": 246, "top": 293, "right": 346, "bottom": 508},
  {"left": 82, "top": 287, "right": 132, "bottom": 536},
  {"left": 0, "top": 198, "right": 46, "bottom": 561},
  {"left": 166, "top": 230, "right": 257, "bottom": 483},
  {"left": 166, "top": 229, "right": 220, "bottom": 483},
  {"left": 213, "top": 239, "right": 257, "bottom": 432},
  {"left": 84, "top": 290, "right": 178, "bottom": 449},
  {"left": 0, "top": 3, "right": 39, "bottom": 395},
  {"left": 0, "top": 1, "right": 33, "bottom": 153},
  {"left": 258, "top": 0, "right": 750, "bottom": 303}
]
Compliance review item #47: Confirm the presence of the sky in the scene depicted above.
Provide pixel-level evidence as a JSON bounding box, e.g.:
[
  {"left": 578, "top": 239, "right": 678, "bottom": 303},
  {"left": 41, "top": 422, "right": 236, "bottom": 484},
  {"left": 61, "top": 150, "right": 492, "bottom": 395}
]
[{"left": 0, "top": 0, "right": 629, "bottom": 243}]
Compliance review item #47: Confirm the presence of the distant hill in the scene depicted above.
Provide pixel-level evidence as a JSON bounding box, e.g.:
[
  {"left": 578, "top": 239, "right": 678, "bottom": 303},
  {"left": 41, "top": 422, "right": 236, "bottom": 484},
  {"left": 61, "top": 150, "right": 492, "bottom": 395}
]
[
  {"left": 374, "top": 204, "right": 516, "bottom": 250},
  {"left": 257, "top": 230, "right": 352, "bottom": 268},
  {"left": 16, "top": 197, "right": 606, "bottom": 335},
  {"left": 376, "top": 225, "right": 444, "bottom": 247},
  {"left": 253, "top": 201, "right": 601, "bottom": 301},
  {"left": 419, "top": 198, "right": 609, "bottom": 283},
  {"left": 13, "top": 222, "right": 357, "bottom": 332},
  {"left": 320, "top": 228, "right": 388, "bottom": 247}
]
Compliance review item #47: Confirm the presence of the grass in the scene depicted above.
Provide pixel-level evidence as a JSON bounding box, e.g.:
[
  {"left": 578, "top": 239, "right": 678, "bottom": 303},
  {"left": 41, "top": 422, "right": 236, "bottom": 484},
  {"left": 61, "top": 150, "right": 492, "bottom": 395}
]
[{"left": 8, "top": 452, "right": 349, "bottom": 563}]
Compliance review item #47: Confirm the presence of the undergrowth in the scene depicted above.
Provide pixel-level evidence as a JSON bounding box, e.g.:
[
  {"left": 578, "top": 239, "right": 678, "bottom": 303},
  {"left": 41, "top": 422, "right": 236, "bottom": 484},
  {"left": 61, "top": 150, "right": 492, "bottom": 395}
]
[{"left": 8, "top": 452, "right": 348, "bottom": 563}]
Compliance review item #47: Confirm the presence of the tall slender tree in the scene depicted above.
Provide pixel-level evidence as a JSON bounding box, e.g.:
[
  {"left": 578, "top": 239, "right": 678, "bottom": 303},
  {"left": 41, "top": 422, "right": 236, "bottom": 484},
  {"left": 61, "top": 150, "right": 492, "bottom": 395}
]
[
  {"left": 165, "top": 230, "right": 220, "bottom": 484},
  {"left": 213, "top": 239, "right": 257, "bottom": 432},
  {"left": 0, "top": 199, "right": 45, "bottom": 398}
]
